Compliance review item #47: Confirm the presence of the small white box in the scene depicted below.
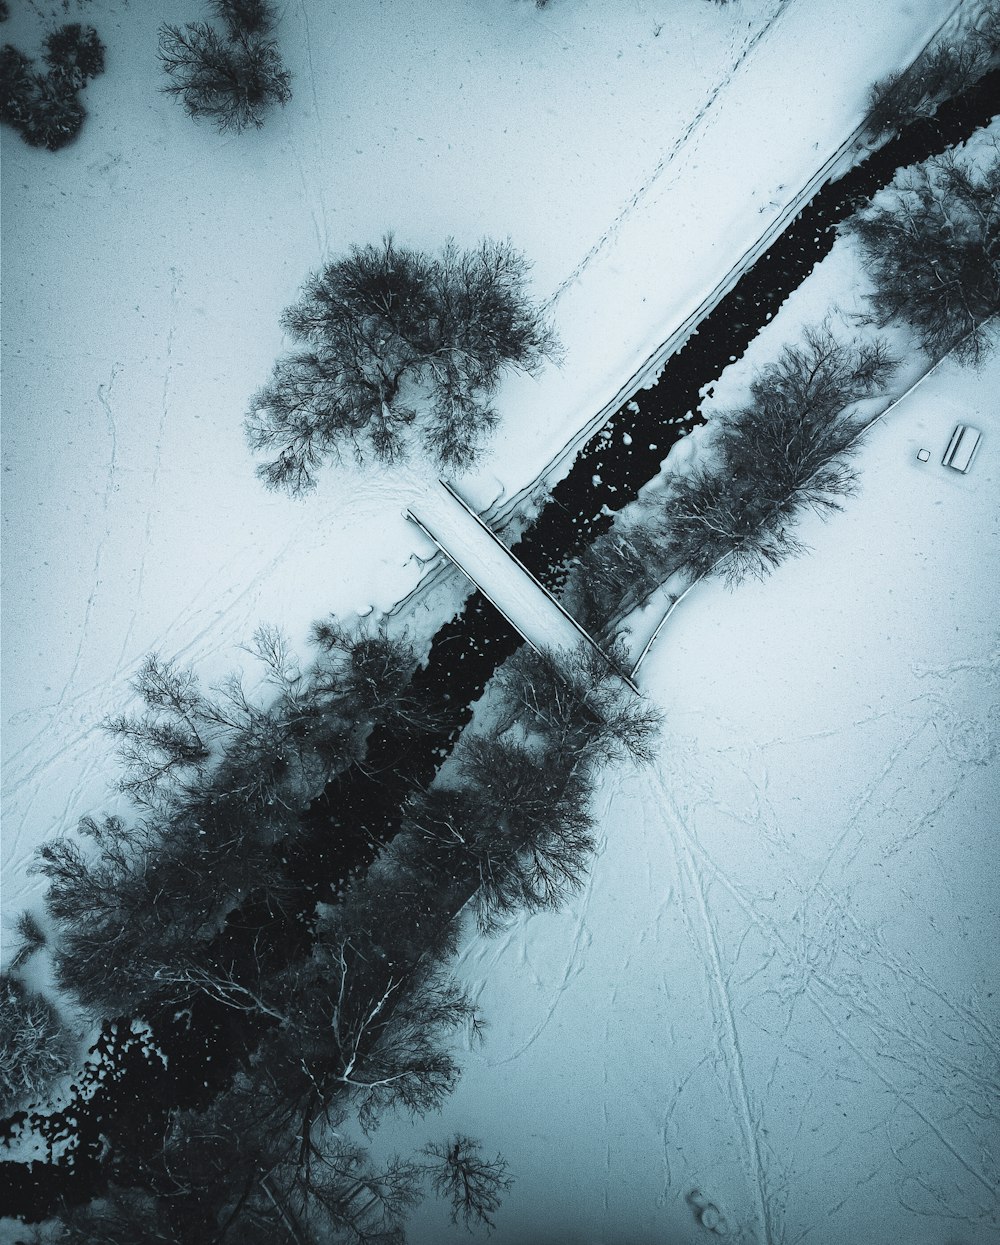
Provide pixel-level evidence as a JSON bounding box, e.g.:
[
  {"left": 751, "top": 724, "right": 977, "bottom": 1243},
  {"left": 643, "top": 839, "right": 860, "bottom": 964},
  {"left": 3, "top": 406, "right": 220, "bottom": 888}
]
[{"left": 916, "top": 448, "right": 930, "bottom": 463}]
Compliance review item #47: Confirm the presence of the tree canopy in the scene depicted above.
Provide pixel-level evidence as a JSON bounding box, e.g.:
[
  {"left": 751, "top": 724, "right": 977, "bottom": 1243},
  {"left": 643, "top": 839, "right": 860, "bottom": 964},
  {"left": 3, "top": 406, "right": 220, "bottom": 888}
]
[{"left": 246, "top": 236, "right": 559, "bottom": 491}]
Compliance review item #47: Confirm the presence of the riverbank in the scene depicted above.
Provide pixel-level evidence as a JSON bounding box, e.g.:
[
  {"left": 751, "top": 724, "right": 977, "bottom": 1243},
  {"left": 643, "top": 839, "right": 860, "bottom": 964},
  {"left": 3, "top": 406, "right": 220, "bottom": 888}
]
[{"left": 1, "top": 0, "right": 964, "bottom": 942}]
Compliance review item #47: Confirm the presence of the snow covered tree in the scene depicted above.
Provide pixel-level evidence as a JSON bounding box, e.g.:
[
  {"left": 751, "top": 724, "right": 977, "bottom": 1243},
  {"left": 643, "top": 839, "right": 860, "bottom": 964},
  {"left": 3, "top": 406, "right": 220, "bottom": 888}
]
[
  {"left": 422, "top": 1135, "right": 512, "bottom": 1232},
  {"left": 665, "top": 327, "right": 895, "bottom": 584},
  {"left": 211, "top": 0, "right": 278, "bottom": 39},
  {"left": 865, "top": 42, "right": 988, "bottom": 138},
  {"left": 0, "top": 41, "right": 89, "bottom": 151},
  {"left": 847, "top": 144, "right": 1000, "bottom": 364},
  {"left": 0, "top": 974, "right": 73, "bottom": 1113},
  {"left": 562, "top": 520, "right": 668, "bottom": 636},
  {"left": 492, "top": 642, "right": 660, "bottom": 767},
  {"left": 452, "top": 735, "right": 597, "bottom": 932},
  {"left": 42, "top": 23, "right": 106, "bottom": 90},
  {"left": 865, "top": 8, "right": 1000, "bottom": 138},
  {"left": 246, "top": 236, "right": 559, "bottom": 491},
  {"left": 158, "top": 19, "right": 291, "bottom": 133}
]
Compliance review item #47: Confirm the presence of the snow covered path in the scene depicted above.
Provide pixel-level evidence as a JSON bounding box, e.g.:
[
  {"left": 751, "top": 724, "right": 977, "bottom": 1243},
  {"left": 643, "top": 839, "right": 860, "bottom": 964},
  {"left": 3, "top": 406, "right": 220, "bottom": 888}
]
[{"left": 371, "top": 349, "right": 1000, "bottom": 1244}]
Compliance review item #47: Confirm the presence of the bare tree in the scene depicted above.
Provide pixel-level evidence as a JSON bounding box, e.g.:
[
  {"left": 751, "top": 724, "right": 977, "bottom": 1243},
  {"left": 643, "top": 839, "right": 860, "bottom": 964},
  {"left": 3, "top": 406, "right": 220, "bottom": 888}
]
[
  {"left": 453, "top": 735, "right": 596, "bottom": 932},
  {"left": 562, "top": 520, "right": 668, "bottom": 636},
  {"left": 664, "top": 326, "right": 895, "bottom": 584},
  {"left": 491, "top": 642, "right": 660, "bottom": 767},
  {"left": 0, "top": 42, "right": 87, "bottom": 150},
  {"left": 246, "top": 236, "right": 559, "bottom": 490},
  {"left": 847, "top": 144, "right": 1000, "bottom": 363},
  {"left": 158, "top": 20, "right": 291, "bottom": 133},
  {"left": 0, "top": 973, "right": 73, "bottom": 1113},
  {"left": 8, "top": 909, "right": 47, "bottom": 972},
  {"left": 422, "top": 1135, "right": 512, "bottom": 1232},
  {"left": 865, "top": 42, "right": 988, "bottom": 138}
]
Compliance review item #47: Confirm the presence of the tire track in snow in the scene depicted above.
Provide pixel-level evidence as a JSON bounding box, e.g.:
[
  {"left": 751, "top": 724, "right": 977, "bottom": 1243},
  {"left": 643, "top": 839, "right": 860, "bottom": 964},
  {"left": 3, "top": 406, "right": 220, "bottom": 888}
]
[
  {"left": 542, "top": 0, "right": 798, "bottom": 311},
  {"left": 654, "top": 762, "right": 775, "bottom": 1245}
]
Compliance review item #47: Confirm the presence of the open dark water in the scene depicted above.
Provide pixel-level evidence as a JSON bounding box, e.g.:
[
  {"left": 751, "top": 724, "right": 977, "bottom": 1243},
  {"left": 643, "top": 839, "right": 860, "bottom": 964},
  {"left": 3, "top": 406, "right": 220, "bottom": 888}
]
[{"left": 3, "top": 70, "right": 997, "bottom": 1224}]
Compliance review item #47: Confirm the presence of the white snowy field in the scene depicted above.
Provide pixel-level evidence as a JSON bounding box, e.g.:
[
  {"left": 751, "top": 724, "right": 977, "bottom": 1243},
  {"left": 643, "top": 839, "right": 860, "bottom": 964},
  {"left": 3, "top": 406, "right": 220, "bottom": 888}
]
[
  {"left": 0, "top": 0, "right": 966, "bottom": 941},
  {"left": 372, "top": 349, "right": 1000, "bottom": 1245}
]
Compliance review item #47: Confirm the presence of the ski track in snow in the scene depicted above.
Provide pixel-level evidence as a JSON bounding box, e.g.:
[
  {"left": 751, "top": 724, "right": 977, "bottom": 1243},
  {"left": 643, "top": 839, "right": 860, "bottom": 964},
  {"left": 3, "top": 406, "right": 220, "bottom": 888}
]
[
  {"left": 297, "top": 0, "right": 331, "bottom": 255},
  {"left": 55, "top": 363, "right": 122, "bottom": 713},
  {"left": 543, "top": 0, "right": 797, "bottom": 310},
  {"left": 116, "top": 267, "right": 181, "bottom": 672},
  {"left": 642, "top": 655, "right": 1000, "bottom": 1240},
  {"left": 655, "top": 762, "right": 775, "bottom": 1245}
]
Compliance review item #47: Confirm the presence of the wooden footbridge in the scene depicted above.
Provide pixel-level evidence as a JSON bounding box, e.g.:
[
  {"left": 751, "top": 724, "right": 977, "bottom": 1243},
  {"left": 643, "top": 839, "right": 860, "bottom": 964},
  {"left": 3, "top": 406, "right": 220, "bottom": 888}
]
[{"left": 405, "top": 480, "right": 639, "bottom": 695}]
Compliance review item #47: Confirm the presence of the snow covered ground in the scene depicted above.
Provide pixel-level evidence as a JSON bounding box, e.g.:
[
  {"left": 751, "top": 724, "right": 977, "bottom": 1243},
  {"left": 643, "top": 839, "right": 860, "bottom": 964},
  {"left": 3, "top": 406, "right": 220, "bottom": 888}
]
[
  {"left": 3, "top": 2, "right": 998, "bottom": 1239},
  {"left": 372, "top": 346, "right": 1000, "bottom": 1245},
  {"left": 1, "top": 0, "right": 967, "bottom": 940}
]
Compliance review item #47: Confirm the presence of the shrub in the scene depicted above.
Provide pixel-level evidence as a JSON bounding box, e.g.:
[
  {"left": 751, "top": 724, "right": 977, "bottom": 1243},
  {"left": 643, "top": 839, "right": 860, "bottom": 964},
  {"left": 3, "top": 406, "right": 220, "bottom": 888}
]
[
  {"left": 1, "top": 26, "right": 105, "bottom": 151},
  {"left": 42, "top": 23, "right": 106, "bottom": 89},
  {"left": 246, "top": 236, "right": 559, "bottom": 490},
  {"left": 0, "top": 973, "right": 73, "bottom": 1112},
  {"left": 847, "top": 143, "right": 1000, "bottom": 363},
  {"left": 422, "top": 1135, "right": 513, "bottom": 1232},
  {"left": 211, "top": 0, "right": 278, "bottom": 38},
  {"left": 158, "top": 20, "right": 291, "bottom": 133}
]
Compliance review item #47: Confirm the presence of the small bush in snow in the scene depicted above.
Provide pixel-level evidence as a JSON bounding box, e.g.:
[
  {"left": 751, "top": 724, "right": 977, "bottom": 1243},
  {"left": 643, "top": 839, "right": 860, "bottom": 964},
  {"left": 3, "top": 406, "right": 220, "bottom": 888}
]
[
  {"left": 422, "top": 1135, "right": 513, "bottom": 1233},
  {"left": 0, "top": 974, "right": 73, "bottom": 1113},
  {"left": 848, "top": 143, "right": 1000, "bottom": 364},
  {"left": 158, "top": 17, "right": 291, "bottom": 133},
  {"left": 43, "top": 23, "right": 106, "bottom": 90},
  {"left": 247, "top": 235, "right": 559, "bottom": 490},
  {"left": 1, "top": 26, "right": 104, "bottom": 151},
  {"left": 211, "top": 0, "right": 278, "bottom": 39}
]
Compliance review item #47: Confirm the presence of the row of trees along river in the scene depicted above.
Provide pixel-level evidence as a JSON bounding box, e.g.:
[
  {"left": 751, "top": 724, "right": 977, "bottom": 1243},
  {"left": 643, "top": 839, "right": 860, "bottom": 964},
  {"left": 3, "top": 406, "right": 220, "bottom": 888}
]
[{"left": 3, "top": 64, "right": 998, "bottom": 1221}]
